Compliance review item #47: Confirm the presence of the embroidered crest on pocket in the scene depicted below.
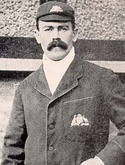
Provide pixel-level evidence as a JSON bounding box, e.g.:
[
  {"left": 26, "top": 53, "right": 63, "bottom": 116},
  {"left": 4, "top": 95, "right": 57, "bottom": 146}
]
[{"left": 70, "top": 114, "right": 89, "bottom": 127}]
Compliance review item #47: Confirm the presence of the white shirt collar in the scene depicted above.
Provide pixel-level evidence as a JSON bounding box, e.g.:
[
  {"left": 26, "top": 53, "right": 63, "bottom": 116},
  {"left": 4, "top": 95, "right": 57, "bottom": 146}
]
[{"left": 43, "top": 47, "right": 75, "bottom": 94}]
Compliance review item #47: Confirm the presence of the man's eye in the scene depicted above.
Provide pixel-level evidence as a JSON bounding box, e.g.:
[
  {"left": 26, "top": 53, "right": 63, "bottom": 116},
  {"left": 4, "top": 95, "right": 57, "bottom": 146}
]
[
  {"left": 62, "top": 28, "right": 67, "bottom": 31},
  {"left": 44, "top": 28, "right": 53, "bottom": 31},
  {"left": 61, "top": 27, "right": 69, "bottom": 31}
]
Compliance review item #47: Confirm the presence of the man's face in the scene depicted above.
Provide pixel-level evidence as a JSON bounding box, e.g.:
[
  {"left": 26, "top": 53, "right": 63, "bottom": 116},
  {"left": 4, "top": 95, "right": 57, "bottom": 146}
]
[{"left": 35, "top": 21, "right": 77, "bottom": 61}]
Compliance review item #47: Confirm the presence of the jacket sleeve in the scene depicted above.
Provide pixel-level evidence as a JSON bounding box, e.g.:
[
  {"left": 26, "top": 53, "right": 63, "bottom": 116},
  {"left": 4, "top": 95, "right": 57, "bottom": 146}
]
[
  {"left": 97, "top": 69, "right": 125, "bottom": 165},
  {"left": 1, "top": 85, "right": 27, "bottom": 165}
]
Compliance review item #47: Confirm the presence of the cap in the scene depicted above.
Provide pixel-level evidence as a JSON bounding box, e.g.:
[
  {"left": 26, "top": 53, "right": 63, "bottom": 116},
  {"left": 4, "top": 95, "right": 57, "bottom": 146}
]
[{"left": 36, "top": 1, "right": 75, "bottom": 22}]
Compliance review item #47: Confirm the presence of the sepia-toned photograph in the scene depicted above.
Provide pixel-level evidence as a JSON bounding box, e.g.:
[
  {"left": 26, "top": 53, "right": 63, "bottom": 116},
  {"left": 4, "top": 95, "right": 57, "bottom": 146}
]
[{"left": 0, "top": 0, "right": 125, "bottom": 164}]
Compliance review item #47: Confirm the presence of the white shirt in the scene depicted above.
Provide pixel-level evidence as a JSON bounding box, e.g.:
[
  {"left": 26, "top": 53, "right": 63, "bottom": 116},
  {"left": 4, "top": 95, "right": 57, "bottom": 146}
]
[{"left": 43, "top": 47, "right": 75, "bottom": 94}]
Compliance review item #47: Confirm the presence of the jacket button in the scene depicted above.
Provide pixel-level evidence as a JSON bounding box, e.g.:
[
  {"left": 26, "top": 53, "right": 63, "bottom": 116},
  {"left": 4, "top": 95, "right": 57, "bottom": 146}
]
[
  {"left": 49, "top": 146, "right": 54, "bottom": 151},
  {"left": 49, "top": 124, "right": 55, "bottom": 130}
]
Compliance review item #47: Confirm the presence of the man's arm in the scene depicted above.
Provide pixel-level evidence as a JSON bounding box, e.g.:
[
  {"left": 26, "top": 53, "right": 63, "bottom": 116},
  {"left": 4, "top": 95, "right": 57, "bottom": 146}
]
[
  {"left": 96, "top": 70, "right": 125, "bottom": 165},
  {"left": 1, "top": 85, "right": 27, "bottom": 165}
]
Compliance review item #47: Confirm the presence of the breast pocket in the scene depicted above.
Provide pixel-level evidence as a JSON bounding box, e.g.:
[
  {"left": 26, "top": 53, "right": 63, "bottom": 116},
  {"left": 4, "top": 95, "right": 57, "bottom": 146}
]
[{"left": 62, "top": 97, "right": 95, "bottom": 143}]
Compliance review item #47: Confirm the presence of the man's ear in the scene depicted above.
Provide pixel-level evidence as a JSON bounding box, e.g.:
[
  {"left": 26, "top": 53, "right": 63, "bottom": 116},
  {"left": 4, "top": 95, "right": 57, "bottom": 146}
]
[
  {"left": 73, "top": 28, "right": 78, "bottom": 42},
  {"left": 34, "top": 30, "right": 41, "bottom": 44}
]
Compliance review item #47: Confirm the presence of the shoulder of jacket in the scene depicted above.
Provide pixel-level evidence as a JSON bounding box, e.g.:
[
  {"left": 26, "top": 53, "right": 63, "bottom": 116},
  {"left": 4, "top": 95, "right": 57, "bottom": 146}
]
[
  {"left": 17, "top": 63, "right": 43, "bottom": 90},
  {"left": 83, "top": 60, "right": 114, "bottom": 75}
]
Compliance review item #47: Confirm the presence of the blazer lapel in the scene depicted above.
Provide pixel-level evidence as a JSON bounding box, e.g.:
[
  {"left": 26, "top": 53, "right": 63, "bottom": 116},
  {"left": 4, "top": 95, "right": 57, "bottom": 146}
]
[
  {"left": 51, "top": 54, "right": 84, "bottom": 102},
  {"left": 33, "top": 54, "right": 87, "bottom": 102}
]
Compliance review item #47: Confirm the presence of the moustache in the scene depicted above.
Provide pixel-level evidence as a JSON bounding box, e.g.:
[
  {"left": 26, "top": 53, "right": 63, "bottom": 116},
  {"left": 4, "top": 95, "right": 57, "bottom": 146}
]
[{"left": 47, "top": 39, "right": 68, "bottom": 51}]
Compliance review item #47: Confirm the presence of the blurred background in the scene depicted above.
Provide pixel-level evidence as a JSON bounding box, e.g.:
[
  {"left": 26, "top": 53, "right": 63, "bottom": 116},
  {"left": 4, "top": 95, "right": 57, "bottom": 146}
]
[{"left": 0, "top": 0, "right": 125, "bottom": 161}]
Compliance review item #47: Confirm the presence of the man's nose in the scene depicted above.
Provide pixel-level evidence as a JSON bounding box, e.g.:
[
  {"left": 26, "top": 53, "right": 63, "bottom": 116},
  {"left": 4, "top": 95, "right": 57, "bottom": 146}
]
[
  {"left": 53, "top": 38, "right": 60, "bottom": 42},
  {"left": 53, "top": 28, "right": 60, "bottom": 37},
  {"left": 52, "top": 38, "right": 61, "bottom": 46}
]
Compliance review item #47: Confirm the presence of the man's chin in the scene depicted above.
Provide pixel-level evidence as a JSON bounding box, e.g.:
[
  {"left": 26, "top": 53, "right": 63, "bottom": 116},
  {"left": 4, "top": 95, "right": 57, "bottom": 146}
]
[
  {"left": 47, "top": 52, "right": 68, "bottom": 61},
  {"left": 50, "top": 47, "right": 65, "bottom": 52}
]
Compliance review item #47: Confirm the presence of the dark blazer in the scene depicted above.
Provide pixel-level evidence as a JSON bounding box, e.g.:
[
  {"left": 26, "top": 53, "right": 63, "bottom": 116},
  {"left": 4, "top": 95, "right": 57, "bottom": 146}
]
[{"left": 1, "top": 53, "right": 125, "bottom": 165}]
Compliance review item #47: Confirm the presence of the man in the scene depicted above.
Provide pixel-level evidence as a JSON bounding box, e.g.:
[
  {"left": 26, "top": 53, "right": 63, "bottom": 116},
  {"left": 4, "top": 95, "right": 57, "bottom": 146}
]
[{"left": 1, "top": 1, "right": 125, "bottom": 165}]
